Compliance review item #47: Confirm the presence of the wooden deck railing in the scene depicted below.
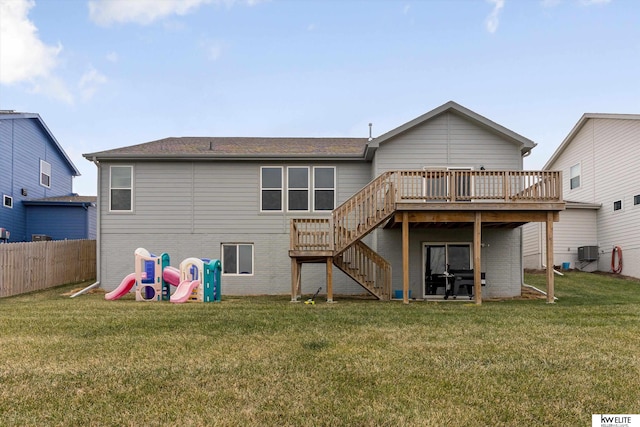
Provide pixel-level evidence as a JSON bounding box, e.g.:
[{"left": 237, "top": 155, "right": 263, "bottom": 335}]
[
  {"left": 290, "top": 218, "right": 332, "bottom": 252},
  {"left": 291, "top": 170, "right": 563, "bottom": 253},
  {"left": 332, "top": 171, "right": 397, "bottom": 253},
  {"left": 396, "top": 170, "right": 562, "bottom": 202}
]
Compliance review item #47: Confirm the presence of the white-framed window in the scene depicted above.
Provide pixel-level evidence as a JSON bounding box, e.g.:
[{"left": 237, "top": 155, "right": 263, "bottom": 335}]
[
  {"left": 109, "top": 165, "right": 133, "bottom": 212},
  {"left": 260, "top": 165, "right": 337, "bottom": 212},
  {"left": 40, "top": 160, "right": 51, "bottom": 188},
  {"left": 3, "top": 195, "right": 12, "bottom": 208},
  {"left": 613, "top": 200, "right": 622, "bottom": 211},
  {"left": 287, "top": 166, "right": 310, "bottom": 212},
  {"left": 222, "top": 243, "right": 254, "bottom": 275},
  {"left": 570, "top": 163, "right": 580, "bottom": 190},
  {"left": 313, "top": 167, "right": 336, "bottom": 211},
  {"left": 260, "top": 167, "right": 283, "bottom": 212}
]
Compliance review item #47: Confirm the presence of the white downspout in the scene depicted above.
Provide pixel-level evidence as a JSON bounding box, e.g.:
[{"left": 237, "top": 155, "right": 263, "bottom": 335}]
[{"left": 71, "top": 157, "right": 101, "bottom": 298}]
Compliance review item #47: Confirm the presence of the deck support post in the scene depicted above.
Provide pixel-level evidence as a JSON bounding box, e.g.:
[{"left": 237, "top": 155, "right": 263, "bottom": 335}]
[
  {"left": 326, "top": 257, "right": 333, "bottom": 302},
  {"left": 474, "top": 211, "right": 482, "bottom": 305},
  {"left": 291, "top": 258, "right": 301, "bottom": 302},
  {"left": 402, "top": 211, "right": 409, "bottom": 304},
  {"left": 546, "top": 211, "right": 555, "bottom": 303}
]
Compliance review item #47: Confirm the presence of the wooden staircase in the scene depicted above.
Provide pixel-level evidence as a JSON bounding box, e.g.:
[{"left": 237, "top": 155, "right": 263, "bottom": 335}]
[
  {"left": 290, "top": 172, "right": 397, "bottom": 299},
  {"left": 333, "top": 240, "right": 392, "bottom": 299}
]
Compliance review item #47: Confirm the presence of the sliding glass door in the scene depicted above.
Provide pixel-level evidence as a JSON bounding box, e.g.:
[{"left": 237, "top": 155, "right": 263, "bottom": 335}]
[{"left": 424, "top": 243, "right": 471, "bottom": 296}]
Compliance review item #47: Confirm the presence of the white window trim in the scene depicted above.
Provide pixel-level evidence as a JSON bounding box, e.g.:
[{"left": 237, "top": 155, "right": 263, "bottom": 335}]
[
  {"left": 221, "top": 243, "right": 254, "bottom": 276},
  {"left": 40, "top": 160, "right": 51, "bottom": 188},
  {"left": 312, "top": 166, "right": 336, "bottom": 212},
  {"left": 613, "top": 200, "right": 623, "bottom": 212},
  {"left": 260, "top": 166, "right": 284, "bottom": 213},
  {"left": 287, "top": 166, "right": 310, "bottom": 212},
  {"left": 3, "top": 195, "right": 13, "bottom": 209},
  {"left": 109, "top": 165, "right": 134, "bottom": 213}
]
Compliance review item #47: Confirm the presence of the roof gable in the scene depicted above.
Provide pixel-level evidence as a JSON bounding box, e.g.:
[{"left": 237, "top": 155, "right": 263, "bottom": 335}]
[
  {"left": 368, "top": 101, "right": 536, "bottom": 155},
  {"left": 0, "top": 112, "right": 81, "bottom": 176},
  {"left": 544, "top": 113, "right": 640, "bottom": 169}
]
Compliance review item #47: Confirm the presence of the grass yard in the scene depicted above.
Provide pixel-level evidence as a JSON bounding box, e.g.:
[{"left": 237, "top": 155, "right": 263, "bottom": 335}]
[{"left": 1, "top": 271, "right": 639, "bottom": 426}]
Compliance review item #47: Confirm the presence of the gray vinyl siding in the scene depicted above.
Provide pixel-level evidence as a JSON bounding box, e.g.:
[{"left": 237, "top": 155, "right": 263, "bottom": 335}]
[
  {"left": 522, "top": 222, "right": 543, "bottom": 270},
  {"left": 98, "top": 160, "right": 371, "bottom": 292},
  {"left": 545, "top": 117, "right": 640, "bottom": 278},
  {"left": 524, "top": 209, "right": 598, "bottom": 272},
  {"left": 375, "top": 227, "right": 522, "bottom": 298},
  {"left": 373, "top": 112, "right": 523, "bottom": 175}
]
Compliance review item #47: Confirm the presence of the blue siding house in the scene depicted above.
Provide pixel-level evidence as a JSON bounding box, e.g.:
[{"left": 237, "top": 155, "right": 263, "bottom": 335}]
[{"left": 0, "top": 111, "right": 95, "bottom": 242}]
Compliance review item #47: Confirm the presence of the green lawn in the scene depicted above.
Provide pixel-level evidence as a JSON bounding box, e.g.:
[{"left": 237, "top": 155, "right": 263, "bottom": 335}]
[{"left": 1, "top": 271, "right": 639, "bottom": 426}]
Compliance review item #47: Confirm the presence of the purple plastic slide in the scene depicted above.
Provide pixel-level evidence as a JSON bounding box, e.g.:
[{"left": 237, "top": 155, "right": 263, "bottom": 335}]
[
  {"left": 170, "top": 280, "right": 200, "bottom": 303},
  {"left": 105, "top": 273, "right": 136, "bottom": 300},
  {"left": 162, "top": 266, "right": 181, "bottom": 287}
]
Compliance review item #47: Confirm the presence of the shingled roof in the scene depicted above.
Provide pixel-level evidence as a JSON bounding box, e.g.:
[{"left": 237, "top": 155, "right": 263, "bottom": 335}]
[{"left": 84, "top": 137, "right": 369, "bottom": 160}]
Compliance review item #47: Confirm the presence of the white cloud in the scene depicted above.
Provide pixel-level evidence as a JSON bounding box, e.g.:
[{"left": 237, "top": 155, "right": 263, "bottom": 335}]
[
  {"left": 485, "top": 0, "right": 505, "bottom": 34},
  {"left": 580, "top": 0, "right": 612, "bottom": 5},
  {"left": 0, "top": 0, "right": 63, "bottom": 84},
  {"left": 28, "top": 75, "right": 74, "bottom": 105},
  {"left": 201, "top": 39, "right": 224, "bottom": 61},
  {"left": 307, "top": 23, "right": 316, "bottom": 31},
  {"left": 106, "top": 51, "right": 119, "bottom": 62},
  {"left": 403, "top": 4, "right": 411, "bottom": 15},
  {"left": 78, "top": 66, "right": 108, "bottom": 101},
  {"left": 88, "top": 0, "right": 265, "bottom": 26}
]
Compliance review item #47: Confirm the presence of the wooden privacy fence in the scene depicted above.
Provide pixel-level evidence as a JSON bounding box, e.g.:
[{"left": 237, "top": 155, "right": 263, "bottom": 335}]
[{"left": 0, "top": 239, "right": 96, "bottom": 298}]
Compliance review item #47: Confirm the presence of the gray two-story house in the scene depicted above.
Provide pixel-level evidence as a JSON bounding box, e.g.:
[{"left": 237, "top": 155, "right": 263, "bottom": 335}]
[{"left": 85, "top": 101, "right": 564, "bottom": 303}]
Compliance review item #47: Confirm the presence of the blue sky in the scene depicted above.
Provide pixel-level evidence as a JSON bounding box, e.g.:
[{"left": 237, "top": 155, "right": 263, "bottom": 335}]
[{"left": 1, "top": 0, "right": 638, "bottom": 196}]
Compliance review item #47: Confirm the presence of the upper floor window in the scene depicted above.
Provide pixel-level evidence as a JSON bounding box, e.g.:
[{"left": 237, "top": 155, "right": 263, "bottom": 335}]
[
  {"left": 3, "top": 195, "right": 12, "bottom": 209},
  {"left": 260, "top": 167, "right": 283, "bottom": 212},
  {"left": 634, "top": 195, "right": 640, "bottom": 206},
  {"left": 40, "top": 160, "right": 51, "bottom": 188},
  {"left": 110, "top": 166, "right": 133, "bottom": 212},
  {"left": 261, "top": 166, "right": 336, "bottom": 213},
  {"left": 613, "top": 200, "right": 622, "bottom": 211},
  {"left": 288, "top": 167, "right": 310, "bottom": 211},
  {"left": 314, "top": 167, "right": 335, "bottom": 211},
  {"left": 569, "top": 163, "right": 580, "bottom": 190}
]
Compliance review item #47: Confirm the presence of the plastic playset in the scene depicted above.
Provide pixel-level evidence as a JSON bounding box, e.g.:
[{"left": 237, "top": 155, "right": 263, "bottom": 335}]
[{"left": 105, "top": 248, "right": 221, "bottom": 303}]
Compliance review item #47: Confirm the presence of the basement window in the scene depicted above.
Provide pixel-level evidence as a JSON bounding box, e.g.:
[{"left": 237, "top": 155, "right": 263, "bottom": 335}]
[
  {"left": 222, "top": 243, "right": 254, "bottom": 275},
  {"left": 3, "top": 195, "right": 12, "bottom": 208}
]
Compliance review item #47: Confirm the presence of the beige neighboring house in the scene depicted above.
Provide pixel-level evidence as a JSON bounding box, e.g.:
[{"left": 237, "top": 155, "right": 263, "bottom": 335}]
[{"left": 523, "top": 113, "right": 640, "bottom": 278}]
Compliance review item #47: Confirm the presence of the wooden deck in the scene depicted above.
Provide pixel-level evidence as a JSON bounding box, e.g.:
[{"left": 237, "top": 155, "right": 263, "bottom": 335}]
[{"left": 290, "top": 170, "right": 564, "bottom": 304}]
